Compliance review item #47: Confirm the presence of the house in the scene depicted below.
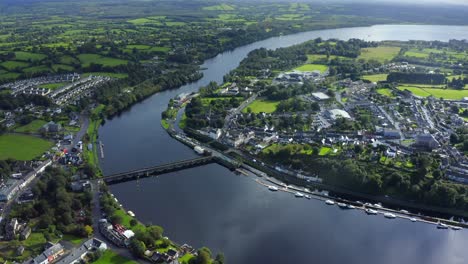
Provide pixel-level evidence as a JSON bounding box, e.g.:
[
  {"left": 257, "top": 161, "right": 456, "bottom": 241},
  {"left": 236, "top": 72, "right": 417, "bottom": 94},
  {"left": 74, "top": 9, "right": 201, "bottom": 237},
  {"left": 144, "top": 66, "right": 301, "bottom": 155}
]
[
  {"left": 5, "top": 218, "right": 19, "bottom": 240},
  {"left": 415, "top": 134, "right": 439, "bottom": 150},
  {"left": 17, "top": 246, "right": 25, "bottom": 256},
  {"left": 312, "top": 92, "right": 330, "bottom": 101},
  {"left": 328, "top": 109, "right": 351, "bottom": 120},
  {"left": 0, "top": 179, "right": 21, "bottom": 201},
  {"left": 20, "top": 226, "right": 32, "bottom": 240},
  {"left": 40, "top": 121, "right": 62, "bottom": 133},
  {"left": 383, "top": 129, "right": 401, "bottom": 139},
  {"left": 28, "top": 242, "right": 64, "bottom": 264},
  {"left": 56, "top": 238, "right": 107, "bottom": 264},
  {"left": 70, "top": 181, "right": 91, "bottom": 192}
]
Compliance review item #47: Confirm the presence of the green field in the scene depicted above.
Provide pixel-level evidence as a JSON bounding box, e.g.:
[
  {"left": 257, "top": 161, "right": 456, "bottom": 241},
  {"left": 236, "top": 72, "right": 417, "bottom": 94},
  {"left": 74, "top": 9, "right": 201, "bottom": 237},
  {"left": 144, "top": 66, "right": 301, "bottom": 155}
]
[
  {"left": 0, "top": 72, "right": 20, "bottom": 81},
  {"left": 306, "top": 54, "right": 349, "bottom": 62},
  {"left": 243, "top": 99, "right": 280, "bottom": 113},
  {"left": 398, "top": 85, "right": 468, "bottom": 100},
  {"left": 23, "top": 65, "right": 50, "bottom": 74},
  {"left": 1, "top": 61, "right": 29, "bottom": 70},
  {"left": 14, "top": 120, "right": 47, "bottom": 133},
  {"left": 294, "top": 64, "right": 328, "bottom": 73},
  {"left": 0, "top": 134, "right": 53, "bottom": 160},
  {"left": 203, "top": 4, "right": 236, "bottom": 10},
  {"left": 93, "top": 250, "right": 137, "bottom": 264},
  {"left": 362, "top": 74, "right": 388, "bottom": 82},
  {"left": 358, "top": 46, "right": 400, "bottom": 62},
  {"left": 376, "top": 88, "right": 394, "bottom": 97},
  {"left": 318, "top": 146, "right": 332, "bottom": 156},
  {"left": 14, "top": 51, "right": 46, "bottom": 62},
  {"left": 78, "top": 54, "right": 128, "bottom": 67}
]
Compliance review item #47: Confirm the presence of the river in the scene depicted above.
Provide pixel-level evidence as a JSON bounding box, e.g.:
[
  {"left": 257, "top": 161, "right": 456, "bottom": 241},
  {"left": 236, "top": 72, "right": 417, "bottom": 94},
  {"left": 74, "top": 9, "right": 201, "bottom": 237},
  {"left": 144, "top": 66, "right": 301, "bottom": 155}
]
[{"left": 99, "top": 25, "right": 468, "bottom": 264}]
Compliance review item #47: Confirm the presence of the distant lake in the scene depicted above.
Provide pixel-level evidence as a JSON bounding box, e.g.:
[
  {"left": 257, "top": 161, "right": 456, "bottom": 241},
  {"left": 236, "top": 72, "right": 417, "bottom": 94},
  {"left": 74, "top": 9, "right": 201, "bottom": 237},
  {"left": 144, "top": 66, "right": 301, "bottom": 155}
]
[{"left": 100, "top": 25, "right": 468, "bottom": 264}]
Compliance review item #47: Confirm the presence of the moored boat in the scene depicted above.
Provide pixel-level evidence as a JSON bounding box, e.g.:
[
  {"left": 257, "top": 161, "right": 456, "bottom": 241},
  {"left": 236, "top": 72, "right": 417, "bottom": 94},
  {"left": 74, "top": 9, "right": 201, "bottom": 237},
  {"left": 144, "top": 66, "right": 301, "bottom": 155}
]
[
  {"left": 451, "top": 226, "right": 462, "bottom": 230},
  {"left": 268, "top": 185, "right": 279, "bottom": 191},
  {"left": 347, "top": 204, "right": 356, "bottom": 209},
  {"left": 366, "top": 209, "right": 378, "bottom": 215},
  {"left": 410, "top": 218, "right": 417, "bottom": 222},
  {"left": 295, "top": 192, "right": 304, "bottom": 198},
  {"left": 437, "top": 223, "right": 448, "bottom": 229},
  {"left": 325, "top": 199, "right": 335, "bottom": 205},
  {"left": 384, "top": 213, "right": 396, "bottom": 219},
  {"left": 337, "top": 203, "right": 347, "bottom": 209},
  {"left": 305, "top": 195, "right": 311, "bottom": 199}
]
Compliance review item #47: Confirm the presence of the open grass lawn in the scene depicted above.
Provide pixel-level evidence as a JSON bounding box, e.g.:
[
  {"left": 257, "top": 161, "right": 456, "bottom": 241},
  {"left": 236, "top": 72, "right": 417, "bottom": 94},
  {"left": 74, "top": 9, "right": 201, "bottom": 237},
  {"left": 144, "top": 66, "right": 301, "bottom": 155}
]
[
  {"left": 14, "top": 51, "right": 46, "bottom": 62},
  {"left": 376, "top": 88, "right": 394, "bottom": 97},
  {"left": 0, "top": 134, "right": 53, "bottom": 160},
  {"left": 62, "top": 234, "right": 85, "bottom": 246},
  {"left": 59, "top": 55, "right": 79, "bottom": 65},
  {"left": 1, "top": 60, "right": 29, "bottom": 70},
  {"left": 93, "top": 250, "right": 138, "bottom": 264},
  {"left": 243, "top": 99, "right": 279, "bottom": 113},
  {"left": 179, "top": 253, "right": 195, "bottom": 264},
  {"left": 78, "top": 54, "right": 128, "bottom": 67},
  {"left": 358, "top": 46, "right": 400, "bottom": 62},
  {"left": 362, "top": 74, "right": 388, "bottom": 82},
  {"left": 398, "top": 85, "right": 468, "bottom": 100},
  {"left": 318, "top": 146, "right": 332, "bottom": 156},
  {"left": 14, "top": 120, "right": 47, "bottom": 133},
  {"left": 294, "top": 64, "right": 328, "bottom": 73}
]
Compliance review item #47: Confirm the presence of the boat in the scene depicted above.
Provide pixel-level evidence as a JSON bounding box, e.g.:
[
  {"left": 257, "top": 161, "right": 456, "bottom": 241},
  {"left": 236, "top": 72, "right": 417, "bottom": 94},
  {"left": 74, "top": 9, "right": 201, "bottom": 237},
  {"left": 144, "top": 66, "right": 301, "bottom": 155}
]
[
  {"left": 437, "top": 223, "right": 449, "bottom": 229},
  {"left": 366, "top": 209, "right": 378, "bottom": 215},
  {"left": 400, "top": 210, "right": 409, "bottom": 214},
  {"left": 305, "top": 195, "right": 311, "bottom": 199},
  {"left": 347, "top": 204, "right": 356, "bottom": 209},
  {"left": 373, "top": 203, "right": 383, "bottom": 208},
  {"left": 384, "top": 213, "right": 396, "bottom": 219},
  {"left": 268, "top": 185, "right": 279, "bottom": 191},
  {"left": 295, "top": 192, "right": 304, "bottom": 198},
  {"left": 451, "top": 226, "right": 462, "bottom": 230},
  {"left": 337, "top": 203, "right": 347, "bottom": 209},
  {"left": 325, "top": 200, "right": 335, "bottom": 205},
  {"left": 410, "top": 218, "right": 418, "bottom": 222}
]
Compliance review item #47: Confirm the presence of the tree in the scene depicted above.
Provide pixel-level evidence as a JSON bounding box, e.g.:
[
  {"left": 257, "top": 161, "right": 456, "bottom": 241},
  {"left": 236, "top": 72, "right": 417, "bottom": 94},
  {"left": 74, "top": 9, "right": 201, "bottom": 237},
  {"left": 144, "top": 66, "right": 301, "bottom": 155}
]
[
  {"left": 189, "top": 247, "right": 212, "bottom": 264},
  {"left": 110, "top": 214, "right": 123, "bottom": 225},
  {"left": 129, "top": 238, "right": 146, "bottom": 257},
  {"left": 84, "top": 225, "right": 93, "bottom": 237}
]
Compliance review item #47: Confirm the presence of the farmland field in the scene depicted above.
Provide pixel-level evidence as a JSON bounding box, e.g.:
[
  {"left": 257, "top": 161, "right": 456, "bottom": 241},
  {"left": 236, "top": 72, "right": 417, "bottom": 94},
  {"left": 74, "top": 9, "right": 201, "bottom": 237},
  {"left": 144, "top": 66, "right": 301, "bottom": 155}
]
[
  {"left": 362, "top": 74, "right": 388, "bottom": 82},
  {"left": 203, "top": 4, "right": 236, "bottom": 10},
  {"left": 14, "top": 51, "right": 46, "bottom": 62},
  {"left": 358, "top": 46, "right": 400, "bottom": 62},
  {"left": 398, "top": 85, "right": 468, "bottom": 100},
  {"left": 294, "top": 64, "right": 328, "bottom": 73},
  {"left": 78, "top": 54, "right": 128, "bottom": 67},
  {"left": 243, "top": 99, "right": 280, "bottom": 113},
  {"left": 0, "top": 134, "right": 53, "bottom": 160},
  {"left": 1, "top": 61, "right": 29, "bottom": 70}
]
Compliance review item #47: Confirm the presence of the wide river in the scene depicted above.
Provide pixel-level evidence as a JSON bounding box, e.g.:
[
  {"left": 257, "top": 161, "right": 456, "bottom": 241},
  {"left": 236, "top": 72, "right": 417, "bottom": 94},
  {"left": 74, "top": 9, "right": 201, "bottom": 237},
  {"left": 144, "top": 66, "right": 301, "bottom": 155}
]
[{"left": 99, "top": 25, "right": 468, "bottom": 264}]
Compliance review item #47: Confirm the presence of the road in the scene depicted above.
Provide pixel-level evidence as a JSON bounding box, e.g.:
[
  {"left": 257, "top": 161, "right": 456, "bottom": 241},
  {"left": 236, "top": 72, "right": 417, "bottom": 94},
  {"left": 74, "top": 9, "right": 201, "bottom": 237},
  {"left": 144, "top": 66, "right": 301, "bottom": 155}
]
[{"left": 90, "top": 180, "right": 149, "bottom": 263}]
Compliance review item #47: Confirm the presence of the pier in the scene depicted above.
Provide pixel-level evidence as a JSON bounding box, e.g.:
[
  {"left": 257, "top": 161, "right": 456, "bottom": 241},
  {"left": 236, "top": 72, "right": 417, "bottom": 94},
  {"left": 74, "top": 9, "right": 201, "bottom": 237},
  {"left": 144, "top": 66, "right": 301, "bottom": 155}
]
[{"left": 103, "top": 156, "right": 216, "bottom": 184}]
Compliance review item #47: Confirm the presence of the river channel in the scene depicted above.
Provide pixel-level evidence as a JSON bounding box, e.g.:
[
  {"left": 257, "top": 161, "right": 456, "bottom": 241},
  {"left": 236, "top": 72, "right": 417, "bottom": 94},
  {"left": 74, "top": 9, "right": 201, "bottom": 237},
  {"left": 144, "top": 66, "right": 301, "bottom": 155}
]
[{"left": 99, "top": 25, "right": 468, "bottom": 264}]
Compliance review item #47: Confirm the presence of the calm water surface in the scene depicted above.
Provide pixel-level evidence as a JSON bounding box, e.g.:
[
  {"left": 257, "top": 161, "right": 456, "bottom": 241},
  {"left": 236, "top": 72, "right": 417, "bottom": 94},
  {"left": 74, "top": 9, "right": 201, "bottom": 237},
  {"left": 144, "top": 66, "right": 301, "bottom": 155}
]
[{"left": 100, "top": 25, "right": 468, "bottom": 264}]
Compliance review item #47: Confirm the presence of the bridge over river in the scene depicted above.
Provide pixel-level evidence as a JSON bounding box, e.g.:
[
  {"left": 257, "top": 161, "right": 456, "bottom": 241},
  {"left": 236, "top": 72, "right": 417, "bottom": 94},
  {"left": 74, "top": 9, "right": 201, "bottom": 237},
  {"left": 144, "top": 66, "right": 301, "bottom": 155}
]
[{"left": 103, "top": 156, "right": 216, "bottom": 184}]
